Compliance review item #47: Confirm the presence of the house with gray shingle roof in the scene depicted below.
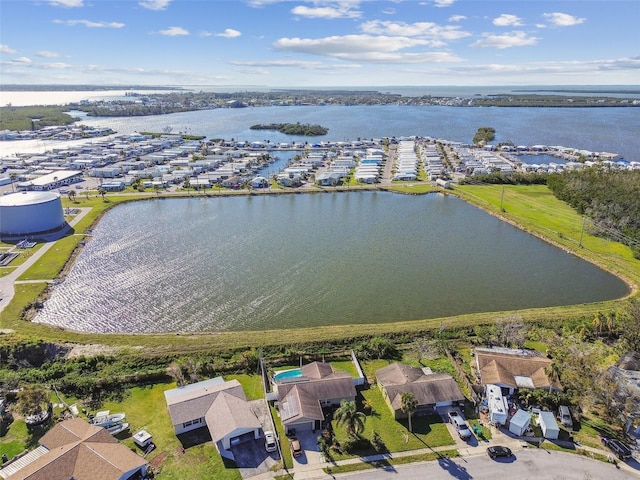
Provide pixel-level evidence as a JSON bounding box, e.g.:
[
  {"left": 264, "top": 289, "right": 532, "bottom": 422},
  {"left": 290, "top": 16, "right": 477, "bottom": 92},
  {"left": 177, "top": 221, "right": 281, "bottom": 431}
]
[
  {"left": 0, "top": 418, "right": 147, "bottom": 480},
  {"left": 276, "top": 361, "right": 356, "bottom": 434},
  {"left": 376, "top": 363, "right": 465, "bottom": 419},
  {"left": 164, "top": 377, "right": 261, "bottom": 454}
]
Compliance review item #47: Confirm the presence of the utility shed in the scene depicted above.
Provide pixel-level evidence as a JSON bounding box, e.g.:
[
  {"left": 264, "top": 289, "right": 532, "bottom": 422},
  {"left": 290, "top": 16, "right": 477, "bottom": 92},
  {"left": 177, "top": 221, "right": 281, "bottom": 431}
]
[
  {"left": 538, "top": 411, "right": 560, "bottom": 439},
  {"left": 508, "top": 409, "right": 531, "bottom": 436}
]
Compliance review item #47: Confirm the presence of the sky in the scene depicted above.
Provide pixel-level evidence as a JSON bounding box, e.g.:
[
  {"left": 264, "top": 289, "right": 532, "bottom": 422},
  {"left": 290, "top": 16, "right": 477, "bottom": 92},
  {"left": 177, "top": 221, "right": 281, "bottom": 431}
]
[{"left": 0, "top": 0, "right": 639, "bottom": 87}]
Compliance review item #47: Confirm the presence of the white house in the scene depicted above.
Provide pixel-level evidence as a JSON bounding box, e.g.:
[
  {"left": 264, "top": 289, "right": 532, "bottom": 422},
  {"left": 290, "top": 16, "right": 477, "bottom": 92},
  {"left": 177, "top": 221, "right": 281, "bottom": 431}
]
[{"left": 164, "top": 378, "right": 261, "bottom": 453}]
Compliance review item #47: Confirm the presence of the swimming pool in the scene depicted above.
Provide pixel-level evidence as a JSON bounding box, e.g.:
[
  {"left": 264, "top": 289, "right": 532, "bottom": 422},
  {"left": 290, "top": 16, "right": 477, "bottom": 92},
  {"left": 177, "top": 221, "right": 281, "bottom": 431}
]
[{"left": 274, "top": 369, "right": 302, "bottom": 382}]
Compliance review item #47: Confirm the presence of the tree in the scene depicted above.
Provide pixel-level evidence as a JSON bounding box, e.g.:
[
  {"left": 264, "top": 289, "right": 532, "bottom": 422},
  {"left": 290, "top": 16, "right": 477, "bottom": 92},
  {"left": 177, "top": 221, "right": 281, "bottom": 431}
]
[
  {"left": 334, "top": 399, "right": 366, "bottom": 439},
  {"left": 621, "top": 301, "right": 640, "bottom": 351},
  {"left": 17, "top": 385, "right": 49, "bottom": 418},
  {"left": 67, "top": 189, "right": 77, "bottom": 202},
  {"left": 167, "top": 362, "right": 185, "bottom": 387},
  {"left": 400, "top": 392, "right": 418, "bottom": 432},
  {"left": 494, "top": 314, "right": 526, "bottom": 348}
]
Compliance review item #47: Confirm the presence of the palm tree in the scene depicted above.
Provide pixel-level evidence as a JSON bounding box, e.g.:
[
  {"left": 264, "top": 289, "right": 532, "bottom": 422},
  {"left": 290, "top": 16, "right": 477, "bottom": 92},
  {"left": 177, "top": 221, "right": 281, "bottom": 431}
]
[
  {"left": 592, "top": 312, "right": 604, "bottom": 337},
  {"left": 334, "top": 400, "right": 366, "bottom": 440},
  {"left": 400, "top": 392, "right": 418, "bottom": 433}
]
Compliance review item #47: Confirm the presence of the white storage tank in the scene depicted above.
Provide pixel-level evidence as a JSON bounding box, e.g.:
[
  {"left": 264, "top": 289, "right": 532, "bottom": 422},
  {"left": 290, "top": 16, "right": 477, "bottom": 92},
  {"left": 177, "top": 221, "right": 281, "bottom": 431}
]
[{"left": 0, "top": 191, "right": 65, "bottom": 235}]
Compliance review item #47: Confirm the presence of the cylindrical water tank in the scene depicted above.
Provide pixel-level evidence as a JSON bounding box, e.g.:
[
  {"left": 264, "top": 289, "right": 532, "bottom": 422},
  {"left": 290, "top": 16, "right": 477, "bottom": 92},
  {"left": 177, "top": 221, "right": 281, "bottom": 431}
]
[{"left": 0, "top": 191, "right": 66, "bottom": 235}]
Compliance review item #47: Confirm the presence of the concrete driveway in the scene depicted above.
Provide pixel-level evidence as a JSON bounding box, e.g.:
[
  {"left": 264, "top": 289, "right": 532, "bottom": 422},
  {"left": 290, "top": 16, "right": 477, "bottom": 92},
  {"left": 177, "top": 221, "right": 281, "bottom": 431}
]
[{"left": 230, "top": 399, "right": 281, "bottom": 479}]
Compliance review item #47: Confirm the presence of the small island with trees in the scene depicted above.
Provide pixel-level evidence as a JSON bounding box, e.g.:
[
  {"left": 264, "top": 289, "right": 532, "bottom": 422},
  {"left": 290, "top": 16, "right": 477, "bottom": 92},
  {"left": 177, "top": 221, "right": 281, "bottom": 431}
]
[{"left": 250, "top": 123, "right": 328, "bottom": 136}]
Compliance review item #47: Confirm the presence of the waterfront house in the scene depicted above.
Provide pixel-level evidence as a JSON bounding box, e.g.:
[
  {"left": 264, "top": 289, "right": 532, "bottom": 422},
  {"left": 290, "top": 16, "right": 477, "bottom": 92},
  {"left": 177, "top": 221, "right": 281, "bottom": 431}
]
[
  {"left": 164, "top": 377, "right": 261, "bottom": 454},
  {"left": 475, "top": 347, "right": 559, "bottom": 395},
  {"left": 375, "top": 363, "right": 465, "bottom": 419},
  {"left": 276, "top": 361, "right": 356, "bottom": 434}
]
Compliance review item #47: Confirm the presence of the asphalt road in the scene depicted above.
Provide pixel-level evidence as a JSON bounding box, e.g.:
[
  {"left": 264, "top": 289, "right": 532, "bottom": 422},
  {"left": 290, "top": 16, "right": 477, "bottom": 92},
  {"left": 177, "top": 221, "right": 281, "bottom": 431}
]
[{"left": 332, "top": 449, "right": 640, "bottom": 480}]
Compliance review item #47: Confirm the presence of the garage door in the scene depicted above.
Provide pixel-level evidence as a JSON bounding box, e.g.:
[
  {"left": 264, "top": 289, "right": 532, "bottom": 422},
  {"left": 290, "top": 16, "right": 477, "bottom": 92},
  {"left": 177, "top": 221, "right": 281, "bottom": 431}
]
[{"left": 230, "top": 430, "right": 256, "bottom": 446}]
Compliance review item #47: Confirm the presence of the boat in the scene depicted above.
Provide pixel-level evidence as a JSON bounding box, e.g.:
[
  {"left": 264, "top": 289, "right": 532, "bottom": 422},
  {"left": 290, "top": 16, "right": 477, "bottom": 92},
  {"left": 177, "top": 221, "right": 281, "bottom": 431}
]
[
  {"left": 90, "top": 411, "right": 126, "bottom": 428},
  {"left": 25, "top": 409, "right": 50, "bottom": 426},
  {"left": 107, "top": 422, "right": 129, "bottom": 436}
]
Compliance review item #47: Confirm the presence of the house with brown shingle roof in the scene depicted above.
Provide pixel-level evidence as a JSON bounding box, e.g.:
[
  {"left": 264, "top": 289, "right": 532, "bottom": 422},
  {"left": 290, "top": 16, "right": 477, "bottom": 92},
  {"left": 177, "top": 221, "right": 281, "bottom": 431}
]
[
  {"left": 0, "top": 418, "right": 147, "bottom": 480},
  {"left": 164, "top": 377, "right": 261, "bottom": 455},
  {"left": 375, "top": 363, "right": 465, "bottom": 419},
  {"left": 475, "top": 347, "right": 559, "bottom": 395},
  {"left": 276, "top": 361, "right": 356, "bottom": 434}
]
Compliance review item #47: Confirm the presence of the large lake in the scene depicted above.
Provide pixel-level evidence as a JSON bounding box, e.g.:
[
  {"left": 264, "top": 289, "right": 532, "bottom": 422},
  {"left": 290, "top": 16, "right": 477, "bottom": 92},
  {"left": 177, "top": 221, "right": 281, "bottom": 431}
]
[{"left": 34, "top": 192, "right": 629, "bottom": 333}]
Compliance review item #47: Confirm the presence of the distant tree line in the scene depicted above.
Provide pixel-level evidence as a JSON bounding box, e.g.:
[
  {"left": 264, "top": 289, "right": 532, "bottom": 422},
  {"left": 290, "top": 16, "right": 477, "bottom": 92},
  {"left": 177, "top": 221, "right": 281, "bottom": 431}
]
[
  {"left": 547, "top": 168, "right": 640, "bottom": 256},
  {"left": 0, "top": 105, "right": 77, "bottom": 131},
  {"left": 459, "top": 171, "right": 548, "bottom": 185},
  {"left": 250, "top": 123, "right": 329, "bottom": 136}
]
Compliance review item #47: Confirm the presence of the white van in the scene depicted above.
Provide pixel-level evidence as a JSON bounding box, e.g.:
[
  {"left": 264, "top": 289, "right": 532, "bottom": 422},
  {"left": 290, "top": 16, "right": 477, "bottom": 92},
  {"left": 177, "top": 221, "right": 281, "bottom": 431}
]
[{"left": 558, "top": 405, "right": 573, "bottom": 429}]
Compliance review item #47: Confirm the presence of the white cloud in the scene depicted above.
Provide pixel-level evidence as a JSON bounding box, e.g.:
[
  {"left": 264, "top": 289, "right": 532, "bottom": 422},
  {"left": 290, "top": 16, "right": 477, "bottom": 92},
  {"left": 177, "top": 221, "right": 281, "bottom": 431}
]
[
  {"left": 230, "top": 59, "right": 360, "bottom": 70},
  {"left": 215, "top": 29, "right": 241, "bottom": 38},
  {"left": 139, "top": 0, "right": 171, "bottom": 11},
  {"left": 360, "top": 20, "right": 471, "bottom": 42},
  {"left": 41, "top": 62, "right": 72, "bottom": 69},
  {"left": 36, "top": 50, "right": 61, "bottom": 58},
  {"left": 543, "top": 12, "right": 586, "bottom": 27},
  {"left": 158, "top": 26, "right": 189, "bottom": 36},
  {"left": 451, "top": 56, "right": 640, "bottom": 76},
  {"left": 291, "top": 5, "right": 362, "bottom": 19},
  {"left": 53, "top": 19, "right": 125, "bottom": 28},
  {"left": 275, "top": 34, "right": 432, "bottom": 55},
  {"left": 0, "top": 44, "right": 17, "bottom": 54},
  {"left": 274, "top": 34, "right": 463, "bottom": 63},
  {"left": 8, "top": 57, "right": 32, "bottom": 65},
  {"left": 448, "top": 15, "right": 466, "bottom": 22},
  {"left": 434, "top": 0, "right": 455, "bottom": 7},
  {"left": 493, "top": 14, "right": 523, "bottom": 27},
  {"left": 471, "top": 31, "right": 538, "bottom": 49},
  {"left": 49, "top": 0, "right": 84, "bottom": 7}
]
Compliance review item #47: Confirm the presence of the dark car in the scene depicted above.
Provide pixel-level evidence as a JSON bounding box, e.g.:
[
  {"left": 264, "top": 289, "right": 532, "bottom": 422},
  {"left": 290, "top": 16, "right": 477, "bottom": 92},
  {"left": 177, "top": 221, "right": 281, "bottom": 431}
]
[
  {"left": 290, "top": 438, "right": 303, "bottom": 457},
  {"left": 487, "top": 446, "right": 513, "bottom": 459},
  {"left": 602, "top": 437, "right": 632, "bottom": 460}
]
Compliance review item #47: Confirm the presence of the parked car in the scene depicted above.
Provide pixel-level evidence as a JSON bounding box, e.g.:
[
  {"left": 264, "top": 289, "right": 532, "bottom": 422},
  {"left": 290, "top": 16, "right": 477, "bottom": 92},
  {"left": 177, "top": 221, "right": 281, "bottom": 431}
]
[
  {"left": 447, "top": 410, "right": 460, "bottom": 424},
  {"left": 487, "top": 446, "right": 513, "bottom": 459},
  {"left": 264, "top": 430, "right": 277, "bottom": 453},
  {"left": 602, "top": 437, "right": 632, "bottom": 460},
  {"left": 290, "top": 438, "right": 303, "bottom": 457},
  {"left": 558, "top": 405, "right": 573, "bottom": 430},
  {"left": 448, "top": 410, "right": 472, "bottom": 440},
  {"left": 452, "top": 416, "right": 472, "bottom": 440}
]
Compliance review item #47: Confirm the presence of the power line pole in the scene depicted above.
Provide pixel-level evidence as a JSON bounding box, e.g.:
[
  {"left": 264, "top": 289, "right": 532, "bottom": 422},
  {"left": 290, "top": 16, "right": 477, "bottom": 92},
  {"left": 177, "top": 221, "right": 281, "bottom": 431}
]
[{"left": 579, "top": 216, "right": 586, "bottom": 248}]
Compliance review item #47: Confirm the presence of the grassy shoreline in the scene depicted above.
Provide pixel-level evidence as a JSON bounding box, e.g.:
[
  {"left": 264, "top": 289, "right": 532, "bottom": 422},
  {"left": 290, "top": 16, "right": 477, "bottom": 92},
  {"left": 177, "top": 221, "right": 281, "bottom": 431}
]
[{"left": 2, "top": 183, "right": 638, "bottom": 354}]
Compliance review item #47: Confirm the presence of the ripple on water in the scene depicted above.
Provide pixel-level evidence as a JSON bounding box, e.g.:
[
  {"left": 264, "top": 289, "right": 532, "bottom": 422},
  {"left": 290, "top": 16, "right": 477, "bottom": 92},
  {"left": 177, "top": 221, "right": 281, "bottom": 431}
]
[{"left": 34, "top": 193, "right": 630, "bottom": 333}]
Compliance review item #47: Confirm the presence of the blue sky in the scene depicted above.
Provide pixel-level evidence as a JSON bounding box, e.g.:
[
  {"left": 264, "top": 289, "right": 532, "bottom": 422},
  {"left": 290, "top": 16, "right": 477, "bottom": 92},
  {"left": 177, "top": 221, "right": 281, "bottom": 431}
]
[{"left": 1, "top": 0, "right": 638, "bottom": 87}]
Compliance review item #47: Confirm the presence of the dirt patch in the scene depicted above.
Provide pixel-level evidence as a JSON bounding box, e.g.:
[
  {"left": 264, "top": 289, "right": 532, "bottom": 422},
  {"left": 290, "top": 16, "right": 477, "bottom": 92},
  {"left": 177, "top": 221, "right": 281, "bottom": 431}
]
[
  {"left": 149, "top": 451, "right": 168, "bottom": 469},
  {"left": 65, "top": 343, "right": 141, "bottom": 358}
]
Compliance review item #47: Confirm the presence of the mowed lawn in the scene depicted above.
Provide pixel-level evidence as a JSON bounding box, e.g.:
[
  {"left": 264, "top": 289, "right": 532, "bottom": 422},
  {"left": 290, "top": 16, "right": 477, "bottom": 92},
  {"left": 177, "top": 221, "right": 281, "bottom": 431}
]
[
  {"left": 328, "top": 384, "right": 455, "bottom": 461},
  {"left": 97, "top": 382, "right": 241, "bottom": 480},
  {"left": 455, "top": 184, "right": 639, "bottom": 275}
]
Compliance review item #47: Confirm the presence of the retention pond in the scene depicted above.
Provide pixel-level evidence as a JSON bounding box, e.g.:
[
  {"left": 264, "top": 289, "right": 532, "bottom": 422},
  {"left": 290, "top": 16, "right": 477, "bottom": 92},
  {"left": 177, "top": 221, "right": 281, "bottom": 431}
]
[{"left": 34, "top": 192, "right": 629, "bottom": 333}]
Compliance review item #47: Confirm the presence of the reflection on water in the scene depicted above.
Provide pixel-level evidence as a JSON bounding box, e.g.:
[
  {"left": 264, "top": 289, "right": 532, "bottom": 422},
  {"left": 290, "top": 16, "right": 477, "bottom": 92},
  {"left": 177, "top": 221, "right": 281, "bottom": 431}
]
[{"left": 35, "top": 192, "right": 629, "bottom": 333}]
